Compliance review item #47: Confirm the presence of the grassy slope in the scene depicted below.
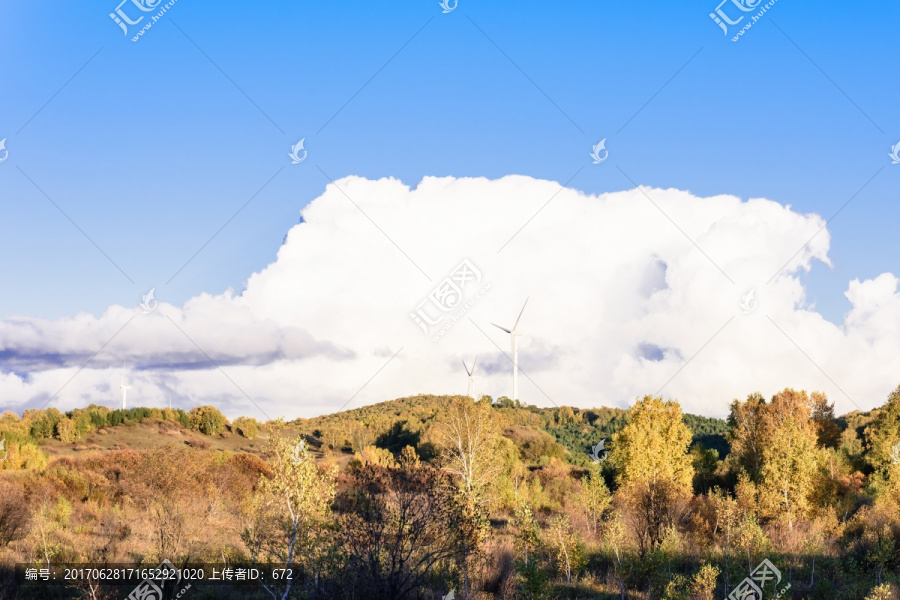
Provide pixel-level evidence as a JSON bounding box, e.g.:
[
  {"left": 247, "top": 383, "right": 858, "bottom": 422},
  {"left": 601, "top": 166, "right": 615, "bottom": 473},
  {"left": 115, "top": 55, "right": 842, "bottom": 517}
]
[{"left": 29, "top": 395, "right": 731, "bottom": 465}]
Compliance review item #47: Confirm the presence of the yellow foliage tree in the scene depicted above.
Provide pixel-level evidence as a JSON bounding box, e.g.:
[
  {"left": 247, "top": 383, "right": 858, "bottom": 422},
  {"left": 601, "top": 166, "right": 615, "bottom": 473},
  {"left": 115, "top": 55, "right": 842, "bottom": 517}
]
[
  {"left": 249, "top": 436, "right": 337, "bottom": 600},
  {"left": 435, "top": 397, "right": 502, "bottom": 599},
  {"left": 757, "top": 388, "right": 820, "bottom": 528},
  {"left": 547, "top": 513, "right": 583, "bottom": 584},
  {"left": 436, "top": 397, "right": 502, "bottom": 498},
  {"left": 578, "top": 469, "right": 612, "bottom": 537},
  {"left": 610, "top": 395, "right": 694, "bottom": 554},
  {"left": 727, "top": 393, "right": 767, "bottom": 479},
  {"left": 56, "top": 417, "right": 76, "bottom": 443},
  {"left": 866, "top": 385, "right": 900, "bottom": 478}
]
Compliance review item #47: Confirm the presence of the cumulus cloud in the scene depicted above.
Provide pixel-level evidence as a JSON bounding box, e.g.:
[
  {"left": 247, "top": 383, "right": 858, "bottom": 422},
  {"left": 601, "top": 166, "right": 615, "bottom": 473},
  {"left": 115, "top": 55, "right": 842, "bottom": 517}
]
[{"left": 0, "top": 175, "right": 897, "bottom": 419}]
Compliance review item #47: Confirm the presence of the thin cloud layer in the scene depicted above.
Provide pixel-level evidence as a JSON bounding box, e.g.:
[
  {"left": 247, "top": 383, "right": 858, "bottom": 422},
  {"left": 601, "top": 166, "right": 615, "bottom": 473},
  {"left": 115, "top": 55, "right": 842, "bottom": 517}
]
[{"left": 0, "top": 175, "right": 896, "bottom": 419}]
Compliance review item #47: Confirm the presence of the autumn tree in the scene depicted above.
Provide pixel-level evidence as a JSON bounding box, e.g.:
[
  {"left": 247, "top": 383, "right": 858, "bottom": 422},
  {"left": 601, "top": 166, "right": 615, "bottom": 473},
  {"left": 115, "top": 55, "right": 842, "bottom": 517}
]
[
  {"left": 511, "top": 500, "right": 548, "bottom": 599},
  {"left": 756, "top": 388, "right": 820, "bottom": 528},
  {"left": 727, "top": 393, "right": 767, "bottom": 480},
  {"left": 55, "top": 417, "right": 76, "bottom": 443},
  {"left": 350, "top": 422, "right": 373, "bottom": 453},
  {"left": 189, "top": 405, "right": 226, "bottom": 435},
  {"left": 866, "top": 385, "right": 900, "bottom": 477},
  {"left": 333, "top": 461, "right": 461, "bottom": 599},
  {"left": 232, "top": 416, "right": 260, "bottom": 438},
  {"left": 436, "top": 397, "right": 502, "bottom": 496},
  {"left": 547, "top": 514, "right": 582, "bottom": 584},
  {"left": 810, "top": 392, "right": 841, "bottom": 448},
  {"left": 435, "top": 397, "right": 502, "bottom": 598},
  {"left": 557, "top": 406, "right": 576, "bottom": 426},
  {"left": 578, "top": 469, "right": 612, "bottom": 537},
  {"left": 512, "top": 501, "right": 540, "bottom": 568},
  {"left": 319, "top": 421, "right": 347, "bottom": 451},
  {"left": 245, "top": 436, "right": 337, "bottom": 600},
  {"left": 610, "top": 395, "right": 694, "bottom": 554}
]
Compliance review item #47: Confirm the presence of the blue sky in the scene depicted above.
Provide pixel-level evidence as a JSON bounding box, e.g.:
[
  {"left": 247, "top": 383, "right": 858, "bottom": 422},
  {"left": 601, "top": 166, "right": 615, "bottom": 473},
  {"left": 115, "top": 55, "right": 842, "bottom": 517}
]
[{"left": 0, "top": 0, "right": 897, "bottom": 323}]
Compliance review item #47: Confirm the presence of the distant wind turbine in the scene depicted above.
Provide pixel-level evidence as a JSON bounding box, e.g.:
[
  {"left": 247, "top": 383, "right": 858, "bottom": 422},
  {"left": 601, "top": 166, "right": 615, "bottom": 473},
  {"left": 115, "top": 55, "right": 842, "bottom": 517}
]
[
  {"left": 120, "top": 374, "right": 131, "bottom": 411},
  {"left": 492, "top": 298, "right": 528, "bottom": 401},
  {"left": 462, "top": 356, "right": 481, "bottom": 399}
]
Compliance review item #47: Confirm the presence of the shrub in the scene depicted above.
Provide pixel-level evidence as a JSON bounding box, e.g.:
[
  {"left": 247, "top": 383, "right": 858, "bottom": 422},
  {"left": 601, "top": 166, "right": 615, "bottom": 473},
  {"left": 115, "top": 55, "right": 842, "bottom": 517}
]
[
  {"left": 189, "top": 406, "right": 226, "bottom": 435},
  {"left": 1, "top": 441, "right": 48, "bottom": 470},
  {"left": 866, "top": 584, "right": 899, "bottom": 600},
  {"left": 185, "top": 438, "right": 210, "bottom": 449},
  {"left": 232, "top": 417, "right": 260, "bottom": 439},
  {"left": 0, "top": 482, "right": 30, "bottom": 545},
  {"left": 690, "top": 563, "right": 720, "bottom": 600}
]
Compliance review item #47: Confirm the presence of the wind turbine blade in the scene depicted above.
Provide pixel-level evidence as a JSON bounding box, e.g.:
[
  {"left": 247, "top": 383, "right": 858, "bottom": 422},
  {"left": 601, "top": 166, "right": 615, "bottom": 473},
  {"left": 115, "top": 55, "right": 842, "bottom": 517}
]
[
  {"left": 513, "top": 297, "right": 529, "bottom": 331},
  {"left": 462, "top": 359, "right": 471, "bottom": 376},
  {"left": 472, "top": 355, "right": 478, "bottom": 374},
  {"left": 491, "top": 323, "right": 512, "bottom": 334}
]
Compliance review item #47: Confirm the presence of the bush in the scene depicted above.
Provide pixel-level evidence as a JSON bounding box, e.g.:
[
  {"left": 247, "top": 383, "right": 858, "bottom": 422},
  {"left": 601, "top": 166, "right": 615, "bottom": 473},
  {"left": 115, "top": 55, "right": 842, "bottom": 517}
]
[
  {"left": 232, "top": 417, "right": 259, "bottom": 439},
  {"left": 0, "top": 482, "right": 30, "bottom": 545},
  {"left": 185, "top": 438, "right": 210, "bottom": 449},
  {"left": 189, "top": 406, "right": 226, "bottom": 436},
  {"left": 866, "top": 584, "right": 899, "bottom": 600},
  {"left": 690, "top": 563, "right": 720, "bottom": 600}
]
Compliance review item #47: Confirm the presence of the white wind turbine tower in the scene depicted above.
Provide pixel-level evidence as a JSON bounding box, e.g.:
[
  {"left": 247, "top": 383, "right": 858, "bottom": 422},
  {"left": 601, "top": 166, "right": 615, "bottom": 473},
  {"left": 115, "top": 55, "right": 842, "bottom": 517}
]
[
  {"left": 492, "top": 298, "right": 528, "bottom": 401},
  {"left": 119, "top": 374, "right": 131, "bottom": 411},
  {"left": 462, "top": 356, "right": 481, "bottom": 399}
]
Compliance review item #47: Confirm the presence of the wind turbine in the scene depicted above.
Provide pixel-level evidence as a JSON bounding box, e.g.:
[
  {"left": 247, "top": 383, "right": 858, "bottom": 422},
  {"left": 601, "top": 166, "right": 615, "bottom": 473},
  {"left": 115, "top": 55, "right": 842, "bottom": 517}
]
[
  {"left": 119, "top": 374, "right": 131, "bottom": 411},
  {"left": 462, "top": 356, "right": 481, "bottom": 399},
  {"left": 492, "top": 298, "right": 528, "bottom": 401}
]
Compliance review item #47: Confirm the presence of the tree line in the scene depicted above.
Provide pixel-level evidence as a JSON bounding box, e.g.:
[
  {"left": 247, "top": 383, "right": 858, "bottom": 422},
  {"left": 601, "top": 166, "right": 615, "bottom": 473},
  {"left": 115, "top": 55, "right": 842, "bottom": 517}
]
[{"left": 0, "top": 387, "right": 899, "bottom": 599}]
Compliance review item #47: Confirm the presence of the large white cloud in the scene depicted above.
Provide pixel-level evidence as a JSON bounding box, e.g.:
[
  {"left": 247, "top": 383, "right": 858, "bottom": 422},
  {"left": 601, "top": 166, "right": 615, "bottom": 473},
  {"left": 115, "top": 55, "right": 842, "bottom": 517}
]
[{"left": 1, "top": 175, "right": 897, "bottom": 419}]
